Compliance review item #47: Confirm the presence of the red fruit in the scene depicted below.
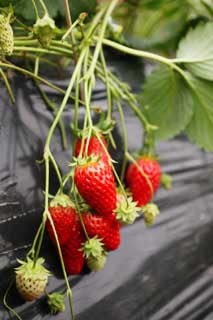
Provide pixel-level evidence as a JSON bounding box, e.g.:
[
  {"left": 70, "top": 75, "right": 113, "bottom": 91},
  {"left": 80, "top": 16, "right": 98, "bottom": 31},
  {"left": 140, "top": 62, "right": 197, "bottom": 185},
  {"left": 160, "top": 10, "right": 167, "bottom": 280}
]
[
  {"left": 83, "top": 212, "right": 120, "bottom": 251},
  {"left": 126, "top": 157, "right": 161, "bottom": 206},
  {"left": 75, "top": 135, "right": 107, "bottom": 158},
  {"left": 61, "top": 217, "right": 85, "bottom": 275},
  {"left": 74, "top": 158, "right": 116, "bottom": 219},
  {"left": 46, "top": 195, "right": 76, "bottom": 246}
]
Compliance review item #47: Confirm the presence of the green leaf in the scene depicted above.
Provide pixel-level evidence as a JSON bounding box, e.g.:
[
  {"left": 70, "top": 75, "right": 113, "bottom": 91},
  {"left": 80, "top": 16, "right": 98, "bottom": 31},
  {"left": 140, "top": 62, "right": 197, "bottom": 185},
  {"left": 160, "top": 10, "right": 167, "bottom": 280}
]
[
  {"left": 177, "top": 22, "right": 213, "bottom": 80},
  {"left": 141, "top": 66, "right": 194, "bottom": 140},
  {"left": 1, "top": 0, "right": 96, "bottom": 22},
  {"left": 185, "top": 76, "right": 213, "bottom": 151}
]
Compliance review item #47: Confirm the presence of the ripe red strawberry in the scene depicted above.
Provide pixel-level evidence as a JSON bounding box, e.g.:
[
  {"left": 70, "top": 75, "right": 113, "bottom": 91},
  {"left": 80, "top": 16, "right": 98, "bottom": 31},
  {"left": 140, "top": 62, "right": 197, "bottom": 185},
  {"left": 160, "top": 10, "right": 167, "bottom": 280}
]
[
  {"left": 74, "top": 157, "right": 117, "bottom": 219},
  {"left": 83, "top": 212, "right": 120, "bottom": 251},
  {"left": 126, "top": 157, "right": 161, "bottom": 206},
  {"left": 61, "top": 217, "right": 85, "bottom": 275},
  {"left": 46, "top": 194, "right": 76, "bottom": 246},
  {"left": 75, "top": 134, "right": 107, "bottom": 158}
]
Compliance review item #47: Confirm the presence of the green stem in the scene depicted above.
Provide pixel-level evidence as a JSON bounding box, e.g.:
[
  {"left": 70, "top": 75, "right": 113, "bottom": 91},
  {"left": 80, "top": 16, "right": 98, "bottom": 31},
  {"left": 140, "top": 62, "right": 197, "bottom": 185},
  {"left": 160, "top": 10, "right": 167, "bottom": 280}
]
[
  {"left": 100, "top": 47, "right": 112, "bottom": 121},
  {"left": 0, "top": 68, "right": 15, "bottom": 104},
  {"left": 100, "top": 38, "right": 174, "bottom": 67},
  {"left": 0, "top": 61, "right": 78, "bottom": 103},
  {"left": 86, "top": 0, "right": 119, "bottom": 79},
  {"left": 3, "top": 280, "right": 23, "bottom": 320},
  {"left": 45, "top": 50, "right": 86, "bottom": 148},
  {"left": 72, "top": 63, "right": 81, "bottom": 153},
  {"left": 32, "top": 0, "right": 40, "bottom": 19},
  {"left": 14, "top": 45, "right": 72, "bottom": 56},
  {"left": 34, "top": 81, "right": 67, "bottom": 149},
  {"left": 39, "top": 0, "right": 48, "bottom": 15},
  {"left": 49, "top": 151, "right": 63, "bottom": 190},
  {"left": 116, "top": 100, "right": 128, "bottom": 183}
]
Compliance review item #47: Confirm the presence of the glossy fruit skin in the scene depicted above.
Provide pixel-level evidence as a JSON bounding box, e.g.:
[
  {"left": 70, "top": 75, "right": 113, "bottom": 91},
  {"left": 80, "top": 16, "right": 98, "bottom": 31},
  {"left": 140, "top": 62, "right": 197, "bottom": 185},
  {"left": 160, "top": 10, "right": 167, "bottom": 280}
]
[
  {"left": 83, "top": 212, "right": 120, "bottom": 251},
  {"left": 126, "top": 157, "right": 161, "bottom": 206},
  {"left": 75, "top": 135, "right": 107, "bottom": 158},
  {"left": 61, "top": 217, "right": 85, "bottom": 275},
  {"left": 74, "top": 159, "right": 117, "bottom": 219},
  {"left": 46, "top": 206, "right": 76, "bottom": 246}
]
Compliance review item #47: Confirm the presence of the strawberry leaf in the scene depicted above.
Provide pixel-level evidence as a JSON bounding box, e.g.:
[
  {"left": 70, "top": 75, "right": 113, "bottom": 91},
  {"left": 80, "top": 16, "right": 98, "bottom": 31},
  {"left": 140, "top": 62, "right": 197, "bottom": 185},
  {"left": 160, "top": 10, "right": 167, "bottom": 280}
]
[
  {"left": 185, "top": 76, "right": 213, "bottom": 151},
  {"left": 141, "top": 66, "right": 194, "bottom": 140},
  {"left": 177, "top": 22, "right": 213, "bottom": 80}
]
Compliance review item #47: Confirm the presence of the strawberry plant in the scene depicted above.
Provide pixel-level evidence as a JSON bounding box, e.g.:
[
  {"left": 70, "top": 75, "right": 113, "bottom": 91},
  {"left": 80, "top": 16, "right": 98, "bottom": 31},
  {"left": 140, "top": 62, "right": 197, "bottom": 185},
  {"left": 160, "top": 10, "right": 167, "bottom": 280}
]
[{"left": 1, "top": 0, "right": 213, "bottom": 319}]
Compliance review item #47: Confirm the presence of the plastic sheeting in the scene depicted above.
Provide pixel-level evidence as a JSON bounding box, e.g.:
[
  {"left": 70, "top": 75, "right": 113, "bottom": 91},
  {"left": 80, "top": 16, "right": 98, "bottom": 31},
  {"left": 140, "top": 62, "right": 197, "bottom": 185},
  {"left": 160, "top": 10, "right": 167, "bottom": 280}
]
[{"left": 0, "top": 53, "right": 213, "bottom": 320}]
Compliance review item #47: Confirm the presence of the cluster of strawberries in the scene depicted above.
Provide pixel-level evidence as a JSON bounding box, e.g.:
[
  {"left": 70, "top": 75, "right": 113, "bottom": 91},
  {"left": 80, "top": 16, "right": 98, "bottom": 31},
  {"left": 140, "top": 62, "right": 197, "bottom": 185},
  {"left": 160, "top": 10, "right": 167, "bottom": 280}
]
[{"left": 46, "top": 134, "right": 161, "bottom": 275}]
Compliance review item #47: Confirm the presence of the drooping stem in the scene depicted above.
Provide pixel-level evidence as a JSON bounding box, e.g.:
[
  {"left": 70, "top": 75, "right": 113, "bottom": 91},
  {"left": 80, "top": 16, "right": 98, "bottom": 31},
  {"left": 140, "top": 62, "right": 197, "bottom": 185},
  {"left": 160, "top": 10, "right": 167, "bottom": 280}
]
[
  {"left": 0, "top": 68, "right": 15, "bottom": 104},
  {"left": 116, "top": 100, "right": 128, "bottom": 183}
]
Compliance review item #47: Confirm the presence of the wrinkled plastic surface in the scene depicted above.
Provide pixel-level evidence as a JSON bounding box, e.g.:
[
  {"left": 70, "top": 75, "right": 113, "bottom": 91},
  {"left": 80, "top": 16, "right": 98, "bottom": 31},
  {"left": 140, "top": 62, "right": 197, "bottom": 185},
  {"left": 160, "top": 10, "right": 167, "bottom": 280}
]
[{"left": 0, "top": 53, "right": 213, "bottom": 320}]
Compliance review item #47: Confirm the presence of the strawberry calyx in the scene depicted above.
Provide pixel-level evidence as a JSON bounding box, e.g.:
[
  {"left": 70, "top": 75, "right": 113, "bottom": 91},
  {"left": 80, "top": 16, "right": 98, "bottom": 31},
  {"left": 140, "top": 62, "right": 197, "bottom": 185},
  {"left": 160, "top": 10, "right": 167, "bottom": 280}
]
[
  {"left": 73, "top": 154, "right": 100, "bottom": 167},
  {"left": 81, "top": 236, "right": 105, "bottom": 259},
  {"left": 49, "top": 193, "right": 74, "bottom": 208},
  {"left": 15, "top": 257, "right": 51, "bottom": 279},
  {"left": 114, "top": 195, "right": 140, "bottom": 225},
  {"left": 47, "top": 292, "right": 65, "bottom": 315},
  {"left": 141, "top": 203, "right": 160, "bottom": 226}
]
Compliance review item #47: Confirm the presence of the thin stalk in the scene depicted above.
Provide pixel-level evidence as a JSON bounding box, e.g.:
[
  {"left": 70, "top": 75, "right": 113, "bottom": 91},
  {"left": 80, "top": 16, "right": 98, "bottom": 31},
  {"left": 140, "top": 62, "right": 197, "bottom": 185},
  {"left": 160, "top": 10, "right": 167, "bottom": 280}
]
[
  {"left": 39, "top": 0, "right": 48, "bottom": 15},
  {"left": 13, "top": 46, "right": 72, "bottom": 57},
  {"left": 49, "top": 151, "right": 63, "bottom": 190},
  {"left": 45, "top": 50, "right": 86, "bottom": 148},
  {"left": 35, "top": 81, "right": 67, "bottom": 149},
  {"left": 0, "top": 68, "right": 15, "bottom": 104},
  {"left": 62, "top": 18, "right": 80, "bottom": 42},
  {"left": 3, "top": 280, "right": 23, "bottom": 320},
  {"left": 63, "top": 0, "right": 77, "bottom": 61},
  {"left": 116, "top": 100, "right": 128, "bottom": 183},
  {"left": 100, "top": 38, "right": 174, "bottom": 67},
  {"left": 0, "top": 61, "right": 79, "bottom": 103},
  {"left": 86, "top": 0, "right": 119, "bottom": 79},
  {"left": 32, "top": 0, "right": 40, "bottom": 19},
  {"left": 72, "top": 63, "right": 81, "bottom": 153},
  {"left": 13, "top": 53, "right": 59, "bottom": 68},
  {"left": 100, "top": 47, "right": 112, "bottom": 121},
  {"left": 73, "top": 189, "right": 89, "bottom": 240}
]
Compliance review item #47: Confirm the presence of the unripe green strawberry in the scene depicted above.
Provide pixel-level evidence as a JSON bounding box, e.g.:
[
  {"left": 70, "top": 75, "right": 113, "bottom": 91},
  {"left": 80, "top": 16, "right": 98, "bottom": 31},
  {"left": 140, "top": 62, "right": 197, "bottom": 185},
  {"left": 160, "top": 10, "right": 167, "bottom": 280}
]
[
  {"left": 0, "top": 14, "right": 14, "bottom": 57},
  {"left": 15, "top": 257, "right": 50, "bottom": 301},
  {"left": 86, "top": 252, "right": 107, "bottom": 272}
]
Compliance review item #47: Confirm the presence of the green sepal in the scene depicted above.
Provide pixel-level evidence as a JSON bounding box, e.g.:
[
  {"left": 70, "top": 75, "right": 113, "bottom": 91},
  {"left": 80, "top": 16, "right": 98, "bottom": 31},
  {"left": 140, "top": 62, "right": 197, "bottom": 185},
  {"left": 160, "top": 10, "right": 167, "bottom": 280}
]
[
  {"left": 50, "top": 193, "right": 74, "bottom": 208},
  {"left": 72, "top": 153, "right": 100, "bottom": 167},
  {"left": 15, "top": 257, "right": 51, "bottom": 280},
  {"left": 86, "top": 252, "right": 107, "bottom": 272},
  {"left": 81, "top": 236, "right": 104, "bottom": 259},
  {"left": 47, "top": 292, "right": 65, "bottom": 315},
  {"left": 114, "top": 195, "right": 140, "bottom": 225},
  {"left": 142, "top": 203, "right": 160, "bottom": 226},
  {"left": 161, "top": 173, "right": 172, "bottom": 190}
]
